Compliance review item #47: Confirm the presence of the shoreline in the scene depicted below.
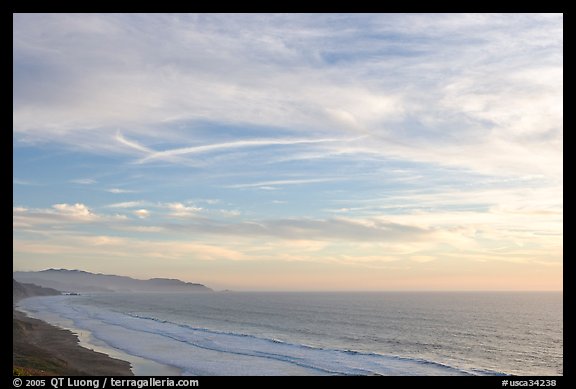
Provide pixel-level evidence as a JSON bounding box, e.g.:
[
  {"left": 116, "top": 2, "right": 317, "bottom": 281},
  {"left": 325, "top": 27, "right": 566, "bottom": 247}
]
[
  {"left": 14, "top": 297, "right": 181, "bottom": 376},
  {"left": 13, "top": 307, "right": 133, "bottom": 376}
]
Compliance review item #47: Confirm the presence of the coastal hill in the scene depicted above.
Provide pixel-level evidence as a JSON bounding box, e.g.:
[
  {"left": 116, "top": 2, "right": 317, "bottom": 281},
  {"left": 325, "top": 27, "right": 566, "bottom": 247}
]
[
  {"left": 13, "top": 269, "right": 212, "bottom": 293},
  {"left": 13, "top": 279, "right": 60, "bottom": 303}
]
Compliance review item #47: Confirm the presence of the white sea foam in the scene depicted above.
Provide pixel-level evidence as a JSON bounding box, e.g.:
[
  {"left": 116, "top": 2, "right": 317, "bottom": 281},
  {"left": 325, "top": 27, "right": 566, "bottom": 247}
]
[{"left": 17, "top": 295, "right": 478, "bottom": 376}]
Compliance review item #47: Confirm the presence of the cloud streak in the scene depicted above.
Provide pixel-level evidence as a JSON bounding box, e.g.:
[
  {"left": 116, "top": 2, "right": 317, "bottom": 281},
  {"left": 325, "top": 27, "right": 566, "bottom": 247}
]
[
  {"left": 70, "top": 178, "right": 97, "bottom": 185},
  {"left": 135, "top": 137, "right": 356, "bottom": 164},
  {"left": 226, "top": 178, "right": 341, "bottom": 189},
  {"left": 107, "top": 188, "right": 136, "bottom": 194}
]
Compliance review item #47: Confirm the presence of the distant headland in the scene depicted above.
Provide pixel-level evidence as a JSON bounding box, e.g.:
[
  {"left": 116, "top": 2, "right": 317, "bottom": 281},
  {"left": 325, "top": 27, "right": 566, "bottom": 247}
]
[{"left": 13, "top": 269, "right": 212, "bottom": 293}]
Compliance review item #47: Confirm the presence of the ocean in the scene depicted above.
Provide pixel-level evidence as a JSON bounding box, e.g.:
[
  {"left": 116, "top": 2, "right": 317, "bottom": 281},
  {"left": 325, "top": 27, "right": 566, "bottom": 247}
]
[{"left": 16, "top": 292, "right": 562, "bottom": 376}]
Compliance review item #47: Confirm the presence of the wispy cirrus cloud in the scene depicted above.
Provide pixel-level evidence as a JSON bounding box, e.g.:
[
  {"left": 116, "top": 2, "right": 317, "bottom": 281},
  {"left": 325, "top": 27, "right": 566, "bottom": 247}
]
[
  {"left": 13, "top": 179, "right": 37, "bottom": 186},
  {"left": 134, "top": 136, "right": 357, "bottom": 164},
  {"left": 13, "top": 13, "right": 562, "bottom": 177},
  {"left": 115, "top": 132, "right": 154, "bottom": 155},
  {"left": 70, "top": 178, "right": 97, "bottom": 185},
  {"left": 14, "top": 235, "right": 246, "bottom": 262},
  {"left": 226, "top": 178, "right": 341, "bottom": 189},
  {"left": 107, "top": 188, "right": 136, "bottom": 194},
  {"left": 106, "top": 200, "right": 149, "bottom": 209}
]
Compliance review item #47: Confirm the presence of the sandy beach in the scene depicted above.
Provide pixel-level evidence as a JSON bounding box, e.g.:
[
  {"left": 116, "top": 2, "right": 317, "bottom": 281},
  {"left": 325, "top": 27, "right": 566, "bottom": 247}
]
[{"left": 13, "top": 308, "right": 133, "bottom": 376}]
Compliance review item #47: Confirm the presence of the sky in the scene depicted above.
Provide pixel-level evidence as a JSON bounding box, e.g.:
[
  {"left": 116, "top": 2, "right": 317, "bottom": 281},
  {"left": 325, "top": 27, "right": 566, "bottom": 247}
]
[{"left": 13, "top": 13, "right": 563, "bottom": 291}]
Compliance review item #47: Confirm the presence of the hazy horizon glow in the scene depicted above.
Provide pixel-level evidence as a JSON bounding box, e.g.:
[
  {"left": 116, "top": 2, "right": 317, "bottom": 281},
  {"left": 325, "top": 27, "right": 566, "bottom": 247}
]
[{"left": 13, "top": 13, "right": 562, "bottom": 291}]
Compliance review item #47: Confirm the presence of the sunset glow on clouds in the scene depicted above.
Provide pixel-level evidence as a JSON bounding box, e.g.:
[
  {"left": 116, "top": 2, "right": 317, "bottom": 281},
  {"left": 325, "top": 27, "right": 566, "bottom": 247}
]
[{"left": 13, "top": 13, "right": 562, "bottom": 290}]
